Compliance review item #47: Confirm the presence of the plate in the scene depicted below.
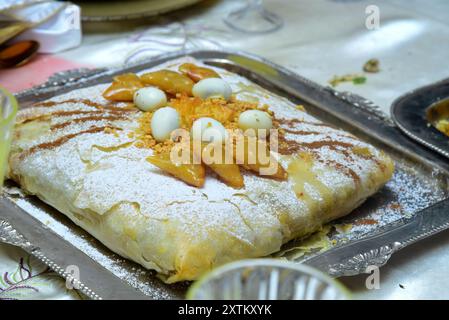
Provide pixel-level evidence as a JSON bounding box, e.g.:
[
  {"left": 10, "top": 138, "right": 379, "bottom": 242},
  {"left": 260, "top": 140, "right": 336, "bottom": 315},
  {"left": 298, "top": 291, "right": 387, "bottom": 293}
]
[
  {"left": 391, "top": 78, "right": 449, "bottom": 159},
  {"left": 71, "top": 0, "right": 203, "bottom": 22}
]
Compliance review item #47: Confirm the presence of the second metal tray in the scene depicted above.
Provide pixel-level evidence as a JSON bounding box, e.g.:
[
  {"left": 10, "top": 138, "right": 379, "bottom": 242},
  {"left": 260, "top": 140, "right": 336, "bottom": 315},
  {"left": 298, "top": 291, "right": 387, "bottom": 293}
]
[{"left": 391, "top": 78, "right": 449, "bottom": 159}]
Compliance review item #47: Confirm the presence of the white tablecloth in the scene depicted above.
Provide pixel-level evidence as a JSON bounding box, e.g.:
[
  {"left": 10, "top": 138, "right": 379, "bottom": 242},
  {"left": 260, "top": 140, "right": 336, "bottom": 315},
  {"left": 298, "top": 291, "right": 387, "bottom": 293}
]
[{"left": 2, "top": 0, "right": 448, "bottom": 300}]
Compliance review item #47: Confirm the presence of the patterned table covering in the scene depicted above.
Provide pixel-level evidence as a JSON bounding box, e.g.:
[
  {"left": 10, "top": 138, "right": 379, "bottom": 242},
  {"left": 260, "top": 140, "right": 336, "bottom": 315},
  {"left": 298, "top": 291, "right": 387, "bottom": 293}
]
[{"left": 1, "top": 0, "right": 449, "bottom": 300}]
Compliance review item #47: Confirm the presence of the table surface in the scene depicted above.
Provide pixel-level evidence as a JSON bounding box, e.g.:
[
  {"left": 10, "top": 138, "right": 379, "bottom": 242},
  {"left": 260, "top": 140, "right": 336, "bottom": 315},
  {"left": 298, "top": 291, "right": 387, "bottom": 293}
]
[{"left": 1, "top": 0, "right": 448, "bottom": 300}]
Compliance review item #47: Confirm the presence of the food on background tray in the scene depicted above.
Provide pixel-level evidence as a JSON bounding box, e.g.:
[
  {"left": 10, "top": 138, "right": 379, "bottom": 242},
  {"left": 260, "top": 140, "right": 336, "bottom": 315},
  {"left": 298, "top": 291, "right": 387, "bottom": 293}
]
[
  {"left": 427, "top": 98, "right": 449, "bottom": 137},
  {"left": 435, "top": 119, "right": 449, "bottom": 136},
  {"left": 7, "top": 57, "right": 394, "bottom": 283}
]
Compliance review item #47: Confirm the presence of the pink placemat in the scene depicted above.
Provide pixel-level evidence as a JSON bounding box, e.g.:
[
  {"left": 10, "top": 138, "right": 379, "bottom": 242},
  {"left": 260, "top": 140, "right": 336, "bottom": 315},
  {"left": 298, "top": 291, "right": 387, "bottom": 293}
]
[{"left": 0, "top": 54, "right": 92, "bottom": 94}]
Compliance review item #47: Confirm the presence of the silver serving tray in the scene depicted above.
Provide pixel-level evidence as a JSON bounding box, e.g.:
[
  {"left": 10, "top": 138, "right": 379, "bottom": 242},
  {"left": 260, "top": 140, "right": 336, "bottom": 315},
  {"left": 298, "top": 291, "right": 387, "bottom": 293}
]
[{"left": 2, "top": 50, "right": 449, "bottom": 300}]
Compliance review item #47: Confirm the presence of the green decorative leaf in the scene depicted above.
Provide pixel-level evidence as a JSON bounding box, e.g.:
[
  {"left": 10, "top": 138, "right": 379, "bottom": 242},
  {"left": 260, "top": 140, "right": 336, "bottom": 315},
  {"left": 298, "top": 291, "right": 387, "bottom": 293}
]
[{"left": 352, "top": 76, "right": 367, "bottom": 85}]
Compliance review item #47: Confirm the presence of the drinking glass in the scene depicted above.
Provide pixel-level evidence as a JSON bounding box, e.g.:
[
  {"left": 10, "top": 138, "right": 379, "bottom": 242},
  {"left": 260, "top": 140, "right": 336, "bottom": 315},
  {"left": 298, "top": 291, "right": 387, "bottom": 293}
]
[
  {"left": 224, "top": 0, "right": 283, "bottom": 34},
  {"left": 187, "top": 259, "right": 350, "bottom": 300},
  {"left": 0, "top": 87, "right": 18, "bottom": 189}
]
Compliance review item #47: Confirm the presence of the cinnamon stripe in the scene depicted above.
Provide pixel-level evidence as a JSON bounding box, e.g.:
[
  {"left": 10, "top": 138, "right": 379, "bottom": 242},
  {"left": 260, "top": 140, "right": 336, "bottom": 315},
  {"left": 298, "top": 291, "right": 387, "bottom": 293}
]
[
  {"left": 20, "top": 126, "right": 121, "bottom": 160},
  {"left": 33, "top": 99, "right": 137, "bottom": 112},
  {"left": 282, "top": 129, "right": 323, "bottom": 135},
  {"left": 317, "top": 156, "right": 361, "bottom": 187},
  {"left": 19, "top": 108, "right": 136, "bottom": 125},
  {"left": 279, "top": 137, "right": 355, "bottom": 155},
  {"left": 50, "top": 115, "right": 128, "bottom": 130},
  {"left": 279, "top": 134, "right": 383, "bottom": 176},
  {"left": 276, "top": 117, "right": 335, "bottom": 129}
]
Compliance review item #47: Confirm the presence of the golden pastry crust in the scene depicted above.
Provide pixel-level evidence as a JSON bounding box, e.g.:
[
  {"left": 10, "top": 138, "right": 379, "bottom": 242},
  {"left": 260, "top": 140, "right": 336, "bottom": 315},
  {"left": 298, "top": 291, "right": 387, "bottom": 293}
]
[{"left": 8, "top": 57, "right": 394, "bottom": 283}]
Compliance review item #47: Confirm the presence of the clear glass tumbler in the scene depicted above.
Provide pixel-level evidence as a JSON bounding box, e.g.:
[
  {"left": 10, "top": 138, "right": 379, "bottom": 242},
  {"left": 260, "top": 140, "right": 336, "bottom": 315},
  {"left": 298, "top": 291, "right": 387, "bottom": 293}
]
[
  {"left": 187, "top": 259, "right": 350, "bottom": 300},
  {"left": 0, "top": 87, "right": 18, "bottom": 189}
]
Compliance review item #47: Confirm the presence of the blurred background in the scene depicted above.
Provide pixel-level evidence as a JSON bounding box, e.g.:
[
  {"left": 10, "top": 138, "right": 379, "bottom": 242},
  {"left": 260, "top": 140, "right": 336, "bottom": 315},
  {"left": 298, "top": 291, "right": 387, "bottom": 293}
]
[{"left": 1, "top": 0, "right": 448, "bottom": 114}]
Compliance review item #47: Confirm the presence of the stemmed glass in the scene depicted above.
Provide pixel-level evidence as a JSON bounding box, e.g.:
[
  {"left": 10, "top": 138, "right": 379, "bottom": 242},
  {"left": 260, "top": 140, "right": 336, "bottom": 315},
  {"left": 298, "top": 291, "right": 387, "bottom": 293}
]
[
  {"left": 0, "top": 87, "right": 18, "bottom": 189},
  {"left": 224, "top": 0, "right": 283, "bottom": 34}
]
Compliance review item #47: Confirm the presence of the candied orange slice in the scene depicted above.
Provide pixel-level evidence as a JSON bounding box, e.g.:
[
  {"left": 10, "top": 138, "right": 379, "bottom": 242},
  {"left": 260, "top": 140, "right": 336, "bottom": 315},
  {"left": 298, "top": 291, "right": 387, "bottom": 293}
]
[
  {"left": 208, "top": 163, "right": 244, "bottom": 189},
  {"left": 195, "top": 143, "right": 244, "bottom": 189},
  {"left": 103, "top": 73, "right": 144, "bottom": 101},
  {"left": 140, "top": 70, "right": 194, "bottom": 96},
  {"left": 234, "top": 136, "right": 287, "bottom": 180},
  {"left": 179, "top": 63, "right": 220, "bottom": 82},
  {"left": 146, "top": 152, "right": 205, "bottom": 187}
]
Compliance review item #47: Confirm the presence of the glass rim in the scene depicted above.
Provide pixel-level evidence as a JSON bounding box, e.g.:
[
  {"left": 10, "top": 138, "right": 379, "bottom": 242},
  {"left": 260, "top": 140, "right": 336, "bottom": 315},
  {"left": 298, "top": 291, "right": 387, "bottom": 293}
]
[
  {"left": 0, "top": 86, "right": 18, "bottom": 127},
  {"left": 187, "top": 258, "right": 352, "bottom": 300}
]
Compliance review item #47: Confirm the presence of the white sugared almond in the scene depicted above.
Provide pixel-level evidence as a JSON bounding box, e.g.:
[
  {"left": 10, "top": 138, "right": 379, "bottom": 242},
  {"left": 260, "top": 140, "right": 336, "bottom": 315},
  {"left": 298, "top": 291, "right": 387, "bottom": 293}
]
[
  {"left": 134, "top": 87, "right": 167, "bottom": 112},
  {"left": 238, "top": 110, "right": 273, "bottom": 136},
  {"left": 151, "top": 107, "right": 180, "bottom": 142},
  {"left": 192, "top": 78, "right": 232, "bottom": 101},
  {"left": 191, "top": 117, "right": 228, "bottom": 143}
]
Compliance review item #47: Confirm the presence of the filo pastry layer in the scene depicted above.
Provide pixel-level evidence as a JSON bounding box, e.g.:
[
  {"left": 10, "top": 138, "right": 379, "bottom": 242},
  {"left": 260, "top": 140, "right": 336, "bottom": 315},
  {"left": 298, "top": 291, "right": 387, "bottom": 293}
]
[{"left": 8, "top": 58, "right": 394, "bottom": 283}]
